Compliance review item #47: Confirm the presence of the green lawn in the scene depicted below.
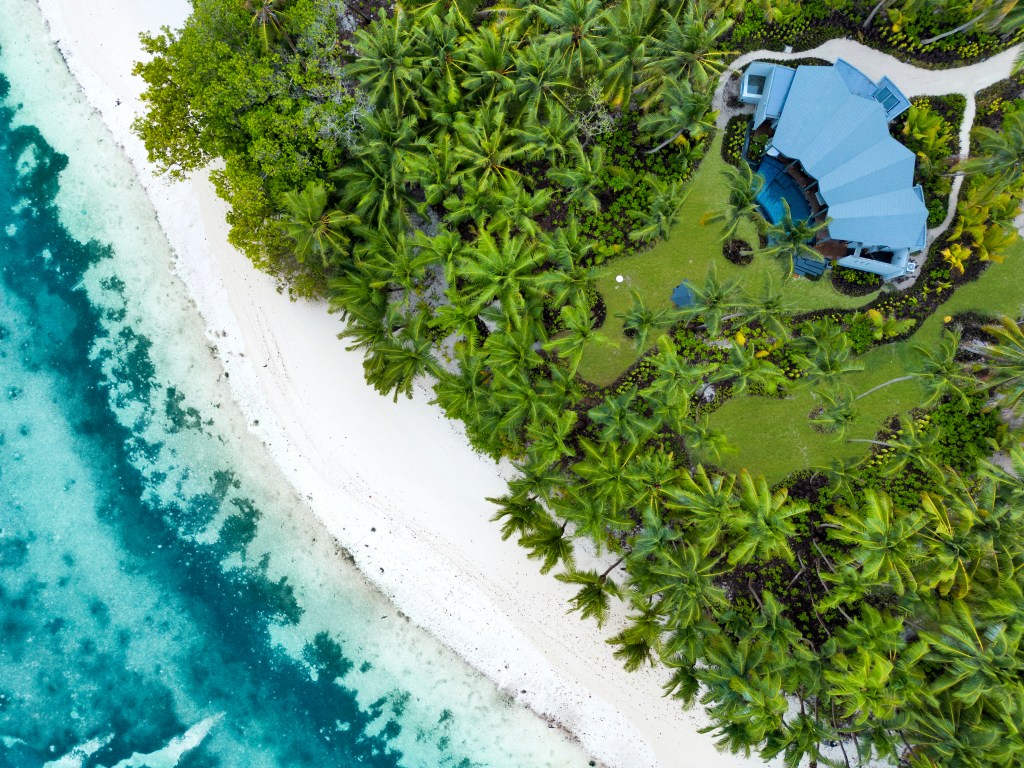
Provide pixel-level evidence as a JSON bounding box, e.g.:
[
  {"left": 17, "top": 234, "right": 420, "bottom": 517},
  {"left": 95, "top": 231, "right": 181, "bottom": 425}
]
[
  {"left": 711, "top": 241, "right": 1024, "bottom": 482},
  {"left": 577, "top": 133, "right": 873, "bottom": 385}
]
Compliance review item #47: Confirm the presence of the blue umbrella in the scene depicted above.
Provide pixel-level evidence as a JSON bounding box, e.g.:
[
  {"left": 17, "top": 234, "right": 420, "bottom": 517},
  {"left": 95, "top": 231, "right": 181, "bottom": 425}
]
[{"left": 671, "top": 281, "right": 695, "bottom": 308}]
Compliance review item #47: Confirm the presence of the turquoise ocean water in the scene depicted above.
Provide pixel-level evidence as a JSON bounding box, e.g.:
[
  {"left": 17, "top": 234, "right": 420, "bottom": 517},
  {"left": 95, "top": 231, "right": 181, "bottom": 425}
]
[{"left": 0, "top": 5, "right": 591, "bottom": 767}]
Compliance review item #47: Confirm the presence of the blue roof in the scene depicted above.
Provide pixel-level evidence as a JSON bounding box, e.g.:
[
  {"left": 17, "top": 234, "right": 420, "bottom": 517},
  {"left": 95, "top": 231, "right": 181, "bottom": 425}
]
[{"left": 744, "top": 61, "right": 926, "bottom": 252}]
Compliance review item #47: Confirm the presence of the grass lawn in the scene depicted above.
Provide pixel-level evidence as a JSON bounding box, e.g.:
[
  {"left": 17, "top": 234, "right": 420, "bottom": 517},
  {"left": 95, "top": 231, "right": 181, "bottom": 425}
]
[
  {"left": 711, "top": 241, "right": 1024, "bottom": 482},
  {"left": 577, "top": 133, "right": 874, "bottom": 386}
]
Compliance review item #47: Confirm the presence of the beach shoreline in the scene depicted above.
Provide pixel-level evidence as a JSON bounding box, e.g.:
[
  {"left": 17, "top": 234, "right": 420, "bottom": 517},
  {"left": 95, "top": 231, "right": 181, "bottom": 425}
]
[{"left": 29, "top": 2, "right": 769, "bottom": 766}]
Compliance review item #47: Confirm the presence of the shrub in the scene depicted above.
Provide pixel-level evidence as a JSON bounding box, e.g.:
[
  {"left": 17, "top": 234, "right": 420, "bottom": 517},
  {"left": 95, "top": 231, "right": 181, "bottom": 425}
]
[{"left": 831, "top": 265, "right": 882, "bottom": 297}]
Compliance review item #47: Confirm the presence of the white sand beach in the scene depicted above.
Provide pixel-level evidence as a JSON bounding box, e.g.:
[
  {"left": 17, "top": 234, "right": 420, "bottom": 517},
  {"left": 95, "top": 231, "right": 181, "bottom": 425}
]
[{"left": 29, "top": 2, "right": 775, "bottom": 766}]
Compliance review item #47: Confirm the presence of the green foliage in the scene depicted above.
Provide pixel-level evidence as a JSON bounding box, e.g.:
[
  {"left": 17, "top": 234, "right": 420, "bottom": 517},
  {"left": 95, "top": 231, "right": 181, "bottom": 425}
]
[
  {"left": 721, "top": 114, "right": 749, "bottom": 167},
  {"left": 895, "top": 98, "right": 959, "bottom": 227}
]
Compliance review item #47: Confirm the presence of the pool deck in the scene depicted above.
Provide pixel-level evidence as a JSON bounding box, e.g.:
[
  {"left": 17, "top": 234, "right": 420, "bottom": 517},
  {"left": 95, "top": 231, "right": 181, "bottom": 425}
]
[{"left": 756, "top": 155, "right": 839, "bottom": 258}]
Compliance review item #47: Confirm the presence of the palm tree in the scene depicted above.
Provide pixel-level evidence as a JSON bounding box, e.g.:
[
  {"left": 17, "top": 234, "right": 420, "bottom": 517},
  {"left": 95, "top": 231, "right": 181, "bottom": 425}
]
[
  {"left": 701, "top": 161, "right": 767, "bottom": 242},
  {"left": 616, "top": 289, "right": 681, "bottom": 351},
  {"left": 520, "top": 513, "right": 576, "bottom": 573},
  {"left": 407, "top": 132, "right": 461, "bottom": 208},
  {"left": 544, "top": 300, "right": 606, "bottom": 375},
  {"left": 855, "top": 329, "right": 974, "bottom": 405},
  {"left": 667, "top": 464, "right": 736, "bottom": 537},
  {"left": 794, "top": 322, "right": 863, "bottom": 388},
  {"left": 411, "top": 6, "right": 469, "bottom": 105},
  {"left": 488, "top": 493, "right": 548, "bottom": 541},
  {"left": 588, "top": 385, "right": 657, "bottom": 446},
  {"left": 639, "top": 79, "right": 716, "bottom": 154},
  {"left": 346, "top": 9, "right": 422, "bottom": 115},
  {"left": 607, "top": 594, "right": 664, "bottom": 671},
  {"left": 826, "top": 489, "right": 924, "bottom": 595},
  {"left": 525, "top": 409, "right": 578, "bottom": 467},
  {"left": 847, "top": 415, "right": 942, "bottom": 476},
  {"left": 680, "top": 417, "right": 733, "bottom": 467},
  {"left": 810, "top": 386, "right": 859, "bottom": 438},
  {"left": 488, "top": 178, "right": 552, "bottom": 239},
  {"left": 713, "top": 341, "right": 786, "bottom": 396},
  {"left": 453, "top": 105, "right": 528, "bottom": 194},
  {"left": 247, "top": 0, "right": 294, "bottom": 53},
  {"left": 629, "top": 174, "right": 691, "bottom": 242},
  {"left": 513, "top": 42, "right": 573, "bottom": 122},
  {"left": 572, "top": 438, "right": 644, "bottom": 514},
  {"left": 726, "top": 469, "right": 804, "bottom": 565},
  {"left": 456, "top": 230, "right": 547, "bottom": 323},
  {"left": 531, "top": 0, "right": 605, "bottom": 80},
  {"left": 278, "top": 182, "right": 359, "bottom": 267},
  {"left": 461, "top": 25, "right": 516, "bottom": 103},
  {"left": 637, "top": 1, "right": 735, "bottom": 106},
  {"left": 731, "top": 278, "right": 792, "bottom": 340},
  {"left": 596, "top": 0, "right": 658, "bottom": 108},
  {"left": 960, "top": 109, "right": 1024, "bottom": 190},
  {"left": 547, "top": 141, "right": 607, "bottom": 213},
  {"left": 642, "top": 541, "right": 729, "bottom": 629},
  {"left": 556, "top": 559, "right": 626, "bottom": 627},
  {"left": 675, "top": 263, "right": 743, "bottom": 337},
  {"left": 519, "top": 105, "right": 577, "bottom": 165},
  {"left": 537, "top": 217, "right": 597, "bottom": 309},
  {"left": 361, "top": 310, "right": 443, "bottom": 402},
  {"left": 432, "top": 349, "right": 489, "bottom": 422},
  {"left": 333, "top": 145, "right": 418, "bottom": 232},
  {"left": 645, "top": 335, "right": 714, "bottom": 398},
  {"left": 972, "top": 316, "right": 1024, "bottom": 412},
  {"left": 761, "top": 199, "right": 830, "bottom": 277}
]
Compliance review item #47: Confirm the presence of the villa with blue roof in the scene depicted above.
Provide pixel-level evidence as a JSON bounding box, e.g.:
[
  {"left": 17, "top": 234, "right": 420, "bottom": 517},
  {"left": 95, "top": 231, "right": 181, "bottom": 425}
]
[{"left": 739, "top": 59, "right": 928, "bottom": 282}]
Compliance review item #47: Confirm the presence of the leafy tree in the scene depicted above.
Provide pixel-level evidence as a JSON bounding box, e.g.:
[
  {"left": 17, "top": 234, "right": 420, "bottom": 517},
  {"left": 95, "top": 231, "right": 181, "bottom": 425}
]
[
  {"left": 548, "top": 141, "right": 608, "bottom": 213},
  {"left": 973, "top": 316, "right": 1024, "bottom": 412},
  {"left": 278, "top": 182, "right": 359, "bottom": 267},
  {"left": 532, "top": 0, "right": 606, "bottom": 79},
  {"left": 638, "top": 79, "right": 716, "bottom": 154},
  {"left": 826, "top": 490, "right": 924, "bottom": 595},
  {"left": 761, "top": 199, "right": 830, "bottom": 277},
  {"left": 629, "top": 174, "right": 692, "bottom": 242},
  {"left": 676, "top": 263, "right": 743, "bottom": 338},
  {"left": 347, "top": 9, "right": 423, "bottom": 116},
  {"left": 616, "top": 289, "right": 681, "bottom": 351},
  {"left": 556, "top": 559, "right": 626, "bottom": 627},
  {"left": 588, "top": 385, "right": 657, "bottom": 446},
  {"left": 701, "top": 161, "right": 766, "bottom": 242}
]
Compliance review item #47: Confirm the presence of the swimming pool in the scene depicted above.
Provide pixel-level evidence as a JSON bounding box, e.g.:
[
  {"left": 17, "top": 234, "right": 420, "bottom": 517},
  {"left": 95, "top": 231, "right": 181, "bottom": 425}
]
[{"left": 756, "top": 158, "right": 812, "bottom": 225}]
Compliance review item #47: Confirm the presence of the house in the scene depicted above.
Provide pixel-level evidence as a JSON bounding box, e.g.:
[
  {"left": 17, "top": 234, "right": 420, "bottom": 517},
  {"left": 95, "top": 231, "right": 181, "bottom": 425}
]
[{"left": 739, "top": 59, "right": 927, "bottom": 282}]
